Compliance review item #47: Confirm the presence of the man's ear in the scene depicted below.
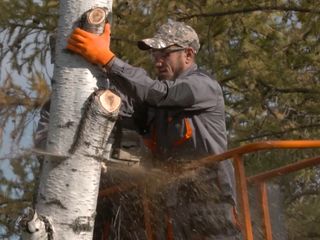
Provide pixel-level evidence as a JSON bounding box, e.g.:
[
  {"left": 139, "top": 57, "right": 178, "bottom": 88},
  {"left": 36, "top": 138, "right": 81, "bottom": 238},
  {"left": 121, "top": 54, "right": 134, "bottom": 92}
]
[{"left": 185, "top": 48, "right": 195, "bottom": 64}]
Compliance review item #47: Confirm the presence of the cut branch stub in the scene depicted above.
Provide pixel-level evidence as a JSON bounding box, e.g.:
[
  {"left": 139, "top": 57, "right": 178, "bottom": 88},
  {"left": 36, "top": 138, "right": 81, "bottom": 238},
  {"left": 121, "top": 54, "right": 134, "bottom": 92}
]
[
  {"left": 87, "top": 8, "right": 106, "bottom": 25},
  {"left": 81, "top": 7, "right": 110, "bottom": 35},
  {"left": 69, "top": 89, "right": 121, "bottom": 156},
  {"left": 16, "top": 207, "right": 53, "bottom": 240},
  {"left": 99, "top": 89, "right": 121, "bottom": 113}
]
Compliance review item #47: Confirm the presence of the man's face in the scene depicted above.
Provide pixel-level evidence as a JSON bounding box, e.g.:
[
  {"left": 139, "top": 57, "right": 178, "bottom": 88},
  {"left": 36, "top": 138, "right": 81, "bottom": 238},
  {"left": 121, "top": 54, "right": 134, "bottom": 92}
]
[{"left": 150, "top": 47, "right": 187, "bottom": 80}]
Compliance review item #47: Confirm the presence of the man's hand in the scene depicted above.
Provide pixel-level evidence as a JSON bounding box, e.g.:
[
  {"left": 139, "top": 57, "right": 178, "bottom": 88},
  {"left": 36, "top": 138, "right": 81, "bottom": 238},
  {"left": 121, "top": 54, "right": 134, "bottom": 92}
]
[{"left": 67, "top": 23, "right": 114, "bottom": 65}]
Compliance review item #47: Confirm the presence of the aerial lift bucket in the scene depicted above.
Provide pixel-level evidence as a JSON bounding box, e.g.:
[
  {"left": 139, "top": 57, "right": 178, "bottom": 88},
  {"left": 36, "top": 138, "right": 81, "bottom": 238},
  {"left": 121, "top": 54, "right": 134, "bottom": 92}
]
[{"left": 99, "top": 140, "right": 320, "bottom": 240}]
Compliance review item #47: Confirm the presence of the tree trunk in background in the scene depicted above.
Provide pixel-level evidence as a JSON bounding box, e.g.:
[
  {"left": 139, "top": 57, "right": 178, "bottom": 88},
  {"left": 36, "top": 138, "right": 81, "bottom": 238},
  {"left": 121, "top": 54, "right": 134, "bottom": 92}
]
[{"left": 34, "top": 0, "right": 115, "bottom": 239}]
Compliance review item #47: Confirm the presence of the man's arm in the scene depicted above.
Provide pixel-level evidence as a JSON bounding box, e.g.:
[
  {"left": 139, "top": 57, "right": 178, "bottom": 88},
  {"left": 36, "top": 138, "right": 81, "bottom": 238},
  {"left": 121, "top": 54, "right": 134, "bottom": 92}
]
[
  {"left": 67, "top": 24, "right": 220, "bottom": 110},
  {"left": 108, "top": 58, "right": 220, "bottom": 110}
]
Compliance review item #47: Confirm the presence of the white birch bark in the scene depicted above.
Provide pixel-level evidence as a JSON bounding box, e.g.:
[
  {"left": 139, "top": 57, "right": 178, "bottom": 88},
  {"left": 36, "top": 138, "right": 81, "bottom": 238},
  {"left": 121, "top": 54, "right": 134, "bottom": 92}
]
[{"left": 18, "top": 0, "right": 116, "bottom": 239}]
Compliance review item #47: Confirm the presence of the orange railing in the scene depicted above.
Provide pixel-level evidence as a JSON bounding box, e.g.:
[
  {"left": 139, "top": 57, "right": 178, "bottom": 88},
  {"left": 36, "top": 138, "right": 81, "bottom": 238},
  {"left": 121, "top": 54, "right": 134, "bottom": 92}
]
[{"left": 99, "top": 140, "right": 320, "bottom": 240}]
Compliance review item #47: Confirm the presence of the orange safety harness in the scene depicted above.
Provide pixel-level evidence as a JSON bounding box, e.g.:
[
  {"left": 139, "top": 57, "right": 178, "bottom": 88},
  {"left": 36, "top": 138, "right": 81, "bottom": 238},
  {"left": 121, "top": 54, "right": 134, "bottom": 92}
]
[{"left": 143, "top": 118, "right": 193, "bottom": 153}]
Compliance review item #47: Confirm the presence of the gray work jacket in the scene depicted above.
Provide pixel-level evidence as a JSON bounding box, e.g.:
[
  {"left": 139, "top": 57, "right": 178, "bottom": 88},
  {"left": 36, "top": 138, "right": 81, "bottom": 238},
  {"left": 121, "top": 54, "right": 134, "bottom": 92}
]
[{"left": 107, "top": 58, "right": 236, "bottom": 204}]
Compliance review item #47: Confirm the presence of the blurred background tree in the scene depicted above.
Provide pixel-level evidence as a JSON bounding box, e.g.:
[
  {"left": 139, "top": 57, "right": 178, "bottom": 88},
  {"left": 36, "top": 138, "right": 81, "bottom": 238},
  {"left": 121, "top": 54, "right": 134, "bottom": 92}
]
[{"left": 0, "top": 0, "right": 319, "bottom": 239}]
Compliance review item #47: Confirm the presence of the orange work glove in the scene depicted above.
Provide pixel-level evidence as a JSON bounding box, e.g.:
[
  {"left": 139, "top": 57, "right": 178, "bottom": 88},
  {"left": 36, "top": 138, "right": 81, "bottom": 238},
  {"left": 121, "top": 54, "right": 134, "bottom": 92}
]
[{"left": 67, "top": 23, "right": 115, "bottom": 65}]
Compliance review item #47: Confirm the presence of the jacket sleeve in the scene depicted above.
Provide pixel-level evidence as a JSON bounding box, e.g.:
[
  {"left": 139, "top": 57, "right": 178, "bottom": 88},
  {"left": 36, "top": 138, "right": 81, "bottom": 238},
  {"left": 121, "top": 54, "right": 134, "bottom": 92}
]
[{"left": 108, "top": 58, "right": 221, "bottom": 110}]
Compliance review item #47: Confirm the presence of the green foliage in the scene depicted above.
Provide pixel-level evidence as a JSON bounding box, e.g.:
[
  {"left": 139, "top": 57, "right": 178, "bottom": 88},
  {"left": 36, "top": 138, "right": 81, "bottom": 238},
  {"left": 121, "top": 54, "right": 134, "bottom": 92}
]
[
  {"left": 282, "top": 167, "right": 320, "bottom": 239},
  {"left": 0, "top": 155, "right": 39, "bottom": 239},
  {"left": 110, "top": 0, "right": 320, "bottom": 146},
  {"left": 0, "top": 0, "right": 58, "bottom": 73},
  {"left": 0, "top": 0, "right": 320, "bottom": 238}
]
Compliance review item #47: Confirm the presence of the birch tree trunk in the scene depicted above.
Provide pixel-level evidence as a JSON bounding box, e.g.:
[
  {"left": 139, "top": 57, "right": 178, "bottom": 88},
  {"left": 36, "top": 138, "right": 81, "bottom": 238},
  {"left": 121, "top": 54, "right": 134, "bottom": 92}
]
[{"left": 18, "top": 0, "right": 117, "bottom": 239}]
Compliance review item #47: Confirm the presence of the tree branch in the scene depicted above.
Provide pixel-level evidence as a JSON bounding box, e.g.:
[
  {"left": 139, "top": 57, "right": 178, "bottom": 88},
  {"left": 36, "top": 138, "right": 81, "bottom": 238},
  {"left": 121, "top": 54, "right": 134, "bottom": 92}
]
[
  {"left": 0, "top": 198, "right": 31, "bottom": 207},
  {"left": 0, "top": 148, "right": 68, "bottom": 161},
  {"left": 178, "top": 5, "right": 320, "bottom": 20},
  {"left": 286, "top": 188, "right": 320, "bottom": 206},
  {"left": 234, "top": 123, "right": 320, "bottom": 143},
  {"left": 257, "top": 79, "right": 320, "bottom": 94}
]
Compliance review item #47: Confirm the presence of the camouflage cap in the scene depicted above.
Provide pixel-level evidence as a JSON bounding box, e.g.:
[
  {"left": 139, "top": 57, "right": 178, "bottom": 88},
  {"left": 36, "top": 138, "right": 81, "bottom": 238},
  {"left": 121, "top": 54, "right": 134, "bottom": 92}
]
[{"left": 137, "top": 20, "right": 200, "bottom": 53}]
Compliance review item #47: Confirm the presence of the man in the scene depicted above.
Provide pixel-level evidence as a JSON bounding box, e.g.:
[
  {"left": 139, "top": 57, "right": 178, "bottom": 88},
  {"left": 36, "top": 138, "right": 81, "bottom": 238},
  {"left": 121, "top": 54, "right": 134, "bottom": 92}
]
[{"left": 67, "top": 20, "right": 241, "bottom": 239}]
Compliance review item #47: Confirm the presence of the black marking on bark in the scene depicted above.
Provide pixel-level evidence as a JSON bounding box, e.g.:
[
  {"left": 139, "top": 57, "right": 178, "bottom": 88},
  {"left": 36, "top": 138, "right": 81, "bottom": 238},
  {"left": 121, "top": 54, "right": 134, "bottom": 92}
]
[
  {"left": 99, "top": 110, "right": 117, "bottom": 158},
  {"left": 46, "top": 199, "right": 67, "bottom": 209},
  {"left": 71, "top": 216, "right": 94, "bottom": 233},
  {"left": 39, "top": 193, "right": 47, "bottom": 201},
  {"left": 40, "top": 215, "right": 54, "bottom": 240},
  {"left": 58, "top": 120, "right": 75, "bottom": 129},
  {"left": 71, "top": 168, "right": 77, "bottom": 172}
]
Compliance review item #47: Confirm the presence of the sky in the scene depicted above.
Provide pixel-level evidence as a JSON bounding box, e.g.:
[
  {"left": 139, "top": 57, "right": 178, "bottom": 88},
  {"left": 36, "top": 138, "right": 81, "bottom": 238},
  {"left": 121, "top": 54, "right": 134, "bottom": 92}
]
[
  {"left": 0, "top": 28, "right": 53, "bottom": 178},
  {"left": 0, "top": 26, "right": 53, "bottom": 238}
]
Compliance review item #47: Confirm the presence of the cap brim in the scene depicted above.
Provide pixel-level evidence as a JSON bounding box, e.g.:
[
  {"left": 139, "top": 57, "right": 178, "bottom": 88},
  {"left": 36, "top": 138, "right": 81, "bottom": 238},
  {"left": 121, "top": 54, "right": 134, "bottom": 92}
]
[
  {"left": 137, "top": 38, "right": 171, "bottom": 51},
  {"left": 137, "top": 39, "right": 153, "bottom": 50}
]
